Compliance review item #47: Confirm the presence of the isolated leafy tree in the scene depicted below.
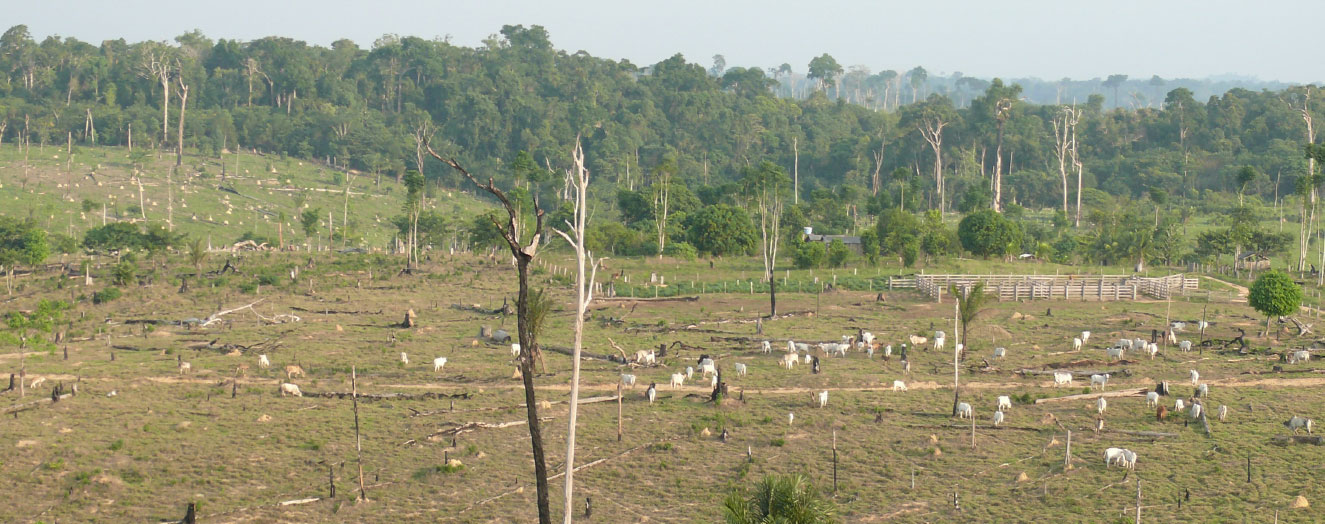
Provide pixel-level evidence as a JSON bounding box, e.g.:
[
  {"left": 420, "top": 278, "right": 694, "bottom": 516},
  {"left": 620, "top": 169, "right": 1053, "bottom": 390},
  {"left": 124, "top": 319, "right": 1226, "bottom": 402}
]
[
  {"left": 858, "top": 229, "right": 879, "bottom": 264},
  {"left": 958, "top": 209, "right": 1020, "bottom": 258},
  {"left": 685, "top": 204, "right": 757, "bottom": 256},
  {"left": 82, "top": 222, "right": 144, "bottom": 253},
  {"left": 1, "top": 299, "right": 67, "bottom": 351},
  {"left": 826, "top": 239, "right": 850, "bottom": 268},
  {"left": 1248, "top": 270, "right": 1302, "bottom": 337},
  {"left": 723, "top": 474, "right": 838, "bottom": 524},
  {"left": 300, "top": 208, "right": 321, "bottom": 238},
  {"left": 187, "top": 237, "right": 209, "bottom": 278},
  {"left": 0, "top": 217, "right": 48, "bottom": 294},
  {"left": 794, "top": 241, "right": 826, "bottom": 269}
]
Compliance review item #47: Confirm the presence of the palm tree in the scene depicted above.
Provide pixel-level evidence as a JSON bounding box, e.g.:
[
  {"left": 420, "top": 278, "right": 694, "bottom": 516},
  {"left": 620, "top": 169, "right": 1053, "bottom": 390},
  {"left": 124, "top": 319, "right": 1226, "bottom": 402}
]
[
  {"left": 187, "top": 237, "right": 208, "bottom": 280},
  {"left": 952, "top": 281, "right": 988, "bottom": 354},
  {"left": 723, "top": 474, "right": 838, "bottom": 524}
]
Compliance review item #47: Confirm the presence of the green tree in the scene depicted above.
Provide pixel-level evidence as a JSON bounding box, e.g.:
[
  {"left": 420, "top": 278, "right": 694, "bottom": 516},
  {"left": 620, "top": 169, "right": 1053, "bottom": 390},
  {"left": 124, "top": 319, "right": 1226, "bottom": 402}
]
[
  {"left": 187, "top": 237, "right": 209, "bottom": 279},
  {"left": 685, "top": 204, "right": 757, "bottom": 257},
  {"left": 722, "top": 474, "right": 838, "bottom": 524},
  {"left": 82, "top": 222, "right": 144, "bottom": 253},
  {"left": 1235, "top": 166, "right": 1258, "bottom": 206},
  {"left": 794, "top": 241, "right": 826, "bottom": 269},
  {"left": 806, "top": 53, "right": 843, "bottom": 96},
  {"left": 958, "top": 210, "right": 1020, "bottom": 258},
  {"left": 1248, "top": 270, "right": 1302, "bottom": 337},
  {"left": 858, "top": 229, "right": 879, "bottom": 264},
  {"left": 0, "top": 217, "right": 49, "bottom": 294},
  {"left": 300, "top": 208, "right": 321, "bottom": 239},
  {"left": 2, "top": 299, "right": 67, "bottom": 352},
  {"left": 826, "top": 239, "right": 850, "bottom": 268}
]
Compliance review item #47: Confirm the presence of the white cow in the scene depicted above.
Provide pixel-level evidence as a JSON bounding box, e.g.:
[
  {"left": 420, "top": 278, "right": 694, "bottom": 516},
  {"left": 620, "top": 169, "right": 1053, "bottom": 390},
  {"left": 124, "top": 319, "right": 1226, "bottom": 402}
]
[
  {"left": 1285, "top": 416, "right": 1313, "bottom": 434},
  {"left": 803, "top": 354, "right": 813, "bottom": 364},
  {"left": 1179, "top": 340, "right": 1193, "bottom": 352},
  {"left": 909, "top": 335, "right": 928, "bottom": 347},
  {"left": 646, "top": 384, "right": 657, "bottom": 403},
  {"left": 781, "top": 353, "right": 798, "bottom": 369},
  {"left": 1147, "top": 343, "right": 1159, "bottom": 359},
  {"left": 1118, "top": 339, "right": 1134, "bottom": 350},
  {"left": 635, "top": 350, "right": 656, "bottom": 365},
  {"left": 1081, "top": 331, "right": 1092, "bottom": 344},
  {"left": 1191, "top": 403, "right": 1203, "bottom": 419},
  {"left": 669, "top": 373, "right": 685, "bottom": 389},
  {"left": 892, "top": 380, "right": 908, "bottom": 392},
  {"left": 433, "top": 357, "right": 448, "bottom": 371},
  {"left": 1290, "top": 350, "right": 1311, "bottom": 364},
  {"left": 1097, "top": 397, "right": 1108, "bottom": 414},
  {"left": 956, "top": 402, "right": 973, "bottom": 419},
  {"left": 733, "top": 363, "right": 747, "bottom": 376},
  {"left": 1073, "top": 337, "right": 1083, "bottom": 351},
  {"left": 1189, "top": 369, "right": 1200, "bottom": 386},
  {"left": 934, "top": 336, "right": 946, "bottom": 351},
  {"left": 1218, "top": 404, "right": 1228, "bottom": 421},
  {"left": 992, "top": 410, "right": 1005, "bottom": 427},
  {"left": 787, "top": 340, "right": 798, "bottom": 354},
  {"left": 400, "top": 352, "right": 409, "bottom": 365},
  {"left": 1174, "top": 398, "right": 1186, "bottom": 412},
  {"left": 1104, "top": 447, "right": 1126, "bottom": 468},
  {"left": 279, "top": 383, "right": 303, "bottom": 397},
  {"left": 761, "top": 340, "right": 772, "bottom": 353},
  {"left": 1091, "top": 373, "right": 1110, "bottom": 390},
  {"left": 1120, "top": 449, "right": 1137, "bottom": 470},
  {"left": 788, "top": 412, "right": 795, "bottom": 426},
  {"left": 699, "top": 358, "right": 717, "bottom": 378},
  {"left": 1053, "top": 372, "right": 1073, "bottom": 386},
  {"left": 258, "top": 354, "right": 271, "bottom": 369},
  {"left": 686, "top": 367, "right": 694, "bottom": 380},
  {"left": 1196, "top": 383, "right": 1209, "bottom": 398},
  {"left": 997, "top": 395, "right": 1012, "bottom": 412},
  {"left": 1146, "top": 391, "right": 1160, "bottom": 408},
  {"left": 993, "top": 347, "right": 1006, "bottom": 358},
  {"left": 816, "top": 390, "right": 828, "bottom": 408},
  {"left": 884, "top": 345, "right": 893, "bottom": 358},
  {"left": 510, "top": 343, "right": 522, "bottom": 357},
  {"left": 621, "top": 374, "right": 637, "bottom": 387},
  {"left": 1106, "top": 347, "right": 1125, "bottom": 361}
]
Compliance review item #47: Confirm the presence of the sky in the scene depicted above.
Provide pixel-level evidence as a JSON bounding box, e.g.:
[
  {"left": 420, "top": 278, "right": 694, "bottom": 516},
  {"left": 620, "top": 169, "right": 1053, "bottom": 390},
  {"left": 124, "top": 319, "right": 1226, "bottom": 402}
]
[{"left": 8, "top": 0, "right": 1318, "bottom": 83}]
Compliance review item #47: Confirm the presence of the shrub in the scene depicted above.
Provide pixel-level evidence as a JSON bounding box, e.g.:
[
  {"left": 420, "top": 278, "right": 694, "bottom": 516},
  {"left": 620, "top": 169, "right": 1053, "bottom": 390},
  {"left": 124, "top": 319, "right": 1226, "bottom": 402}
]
[
  {"left": 92, "top": 287, "right": 122, "bottom": 304},
  {"left": 663, "top": 241, "right": 698, "bottom": 261}
]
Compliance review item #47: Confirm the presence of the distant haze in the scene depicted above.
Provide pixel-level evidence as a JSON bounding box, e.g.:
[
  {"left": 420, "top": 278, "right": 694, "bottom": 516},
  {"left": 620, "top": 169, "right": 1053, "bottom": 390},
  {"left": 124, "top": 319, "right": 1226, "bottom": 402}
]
[{"left": 11, "top": 0, "right": 1319, "bottom": 84}]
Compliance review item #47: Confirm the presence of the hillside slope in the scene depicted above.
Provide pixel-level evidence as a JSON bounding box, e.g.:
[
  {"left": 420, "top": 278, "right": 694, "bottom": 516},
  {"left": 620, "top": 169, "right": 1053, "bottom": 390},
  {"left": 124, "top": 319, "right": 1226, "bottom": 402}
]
[{"left": 0, "top": 144, "right": 483, "bottom": 249}]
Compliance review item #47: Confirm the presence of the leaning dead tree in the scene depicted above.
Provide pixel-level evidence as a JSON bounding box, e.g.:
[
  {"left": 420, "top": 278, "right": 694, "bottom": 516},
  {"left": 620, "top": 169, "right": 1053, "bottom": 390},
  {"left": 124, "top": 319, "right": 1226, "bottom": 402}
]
[
  {"left": 1052, "top": 104, "right": 1080, "bottom": 220},
  {"left": 427, "top": 143, "right": 553, "bottom": 524},
  {"left": 551, "top": 136, "right": 598, "bottom": 524}
]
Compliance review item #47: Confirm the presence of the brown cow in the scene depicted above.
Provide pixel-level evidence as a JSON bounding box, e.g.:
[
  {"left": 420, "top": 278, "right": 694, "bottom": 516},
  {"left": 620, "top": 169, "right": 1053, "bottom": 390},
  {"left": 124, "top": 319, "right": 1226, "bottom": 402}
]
[{"left": 1156, "top": 405, "right": 1169, "bottom": 422}]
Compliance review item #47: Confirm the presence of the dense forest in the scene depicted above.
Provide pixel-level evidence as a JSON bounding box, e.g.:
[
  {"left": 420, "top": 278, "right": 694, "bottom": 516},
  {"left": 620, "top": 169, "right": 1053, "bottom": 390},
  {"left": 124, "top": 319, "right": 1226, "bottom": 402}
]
[{"left": 1, "top": 23, "right": 1321, "bottom": 271}]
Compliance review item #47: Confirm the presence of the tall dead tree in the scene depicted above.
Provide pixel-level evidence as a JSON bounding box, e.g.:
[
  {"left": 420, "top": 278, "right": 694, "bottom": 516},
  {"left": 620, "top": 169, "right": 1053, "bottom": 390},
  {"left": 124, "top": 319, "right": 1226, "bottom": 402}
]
[
  {"left": 652, "top": 158, "right": 674, "bottom": 258},
  {"left": 1052, "top": 105, "right": 1080, "bottom": 219},
  {"left": 175, "top": 69, "right": 189, "bottom": 167},
  {"left": 991, "top": 98, "right": 1013, "bottom": 212},
  {"left": 1070, "top": 106, "right": 1085, "bottom": 228},
  {"left": 745, "top": 161, "right": 789, "bottom": 317},
  {"left": 138, "top": 46, "right": 172, "bottom": 147},
  {"left": 918, "top": 116, "right": 949, "bottom": 214},
  {"left": 871, "top": 140, "right": 885, "bottom": 196},
  {"left": 551, "top": 137, "right": 598, "bottom": 524},
  {"left": 1296, "top": 88, "right": 1317, "bottom": 272},
  {"left": 426, "top": 144, "right": 552, "bottom": 524}
]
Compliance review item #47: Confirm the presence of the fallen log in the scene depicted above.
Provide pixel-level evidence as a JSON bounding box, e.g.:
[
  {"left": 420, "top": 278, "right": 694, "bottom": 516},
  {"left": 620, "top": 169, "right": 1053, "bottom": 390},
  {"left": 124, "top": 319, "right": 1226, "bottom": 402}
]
[
  {"left": 543, "top": 344, "right": 625, "bottom": 363},
  {"left": 288, "top": 306, "right": 384, "bottom": 315},
  {"left": 301, "top": 391, "right": 470, "bottom": 401},
  {"left": 1034, "top": 387, "right": 1148, "bottom": 404},
  {"left": 597, "top": 295, "right": 699, "bottom": 303},
  {"left": 1102, "top": 429, "right": 1178, "bottom": 438},
  {"left": 904, "top": 423, "right": 1045, "bottom": 432},
  {"left": 2, "top": 392, "right": 75, "bottom": 414},
  {"left": 1018, "top": 367, "right": 1131, "bottom": 377},
  {"left": 427, "top": 416, "right": 555, "bottom": 440},
  {"left": 409, "top": 395, "right": 620, "bottom": 418},
  {"left": 1271, "top": 435, "right": 1325, "bottom": 446}
]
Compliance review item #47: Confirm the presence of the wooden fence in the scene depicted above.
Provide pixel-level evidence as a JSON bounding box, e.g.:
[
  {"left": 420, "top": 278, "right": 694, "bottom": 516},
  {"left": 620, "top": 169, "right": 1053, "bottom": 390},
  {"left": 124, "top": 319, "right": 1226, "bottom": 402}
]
[{"left": 913, "top": 273, "right": 1199, "bottom": 302}]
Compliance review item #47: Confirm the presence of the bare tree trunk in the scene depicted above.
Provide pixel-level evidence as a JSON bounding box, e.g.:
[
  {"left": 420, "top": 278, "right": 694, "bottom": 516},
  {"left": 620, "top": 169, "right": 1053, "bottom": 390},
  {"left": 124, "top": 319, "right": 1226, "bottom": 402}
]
[
  {"left": 175, "top": 81, "right": 188, "bottom": 167},
  {"left": 793, "top": 137, "right": 799, "bottom": 205},
  {"left": 919, "top": 118, "right": 948, "bottom": 214}
]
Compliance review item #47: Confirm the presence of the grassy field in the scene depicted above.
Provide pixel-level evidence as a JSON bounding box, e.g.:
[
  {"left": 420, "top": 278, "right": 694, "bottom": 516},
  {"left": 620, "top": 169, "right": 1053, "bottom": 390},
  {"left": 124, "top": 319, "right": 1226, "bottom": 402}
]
[
  {"left": 0, "top": 143, "right": 485, "bottom": 249},
  {"left": 1, "top": 247, "right": 1322, "bottom": 523}
]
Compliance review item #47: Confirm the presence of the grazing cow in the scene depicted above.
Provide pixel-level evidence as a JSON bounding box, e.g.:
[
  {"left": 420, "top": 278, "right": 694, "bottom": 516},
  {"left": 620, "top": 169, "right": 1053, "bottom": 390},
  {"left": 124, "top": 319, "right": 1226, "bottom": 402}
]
[
  {"left": 1091, "top": 373, "right": 1111, "bottom": 390},
  {"left": 892, "top": 380, "right": 908, "bottom": 392},
  {"left": 699, "top": 358, "right": 717, "bottom": 378},
  {"left": 1053, "top": 371, "right": 1073, "bottom": 386},
  {"left": 1146, "top": 391, "right": 1160, "bottom": 408},
  {"left": 761, "top": 341, "right": 772, "bottom": 354},
  {"left": 884, "top": 344, "right": 893, "bottom": 358},
  {"left": 1191, "top": 403, "right": 1203, "bottom": 419},
  {"left": 709, "top": 374, "right": 718, "bottom": 388},
  {"left": 803, "top": 354, "right": 813, "bottom": 365},
  {"left": 1179, "top": 340, "right": 1193, "bottom": 352},
  {"left": 733, "top": 363, "right": 747, "bottom": 376},
  {"left": 1121, "top": 449, "right": 1138, "bottom": 470},
  {"left": 258, "top": 354, "right": 271, "bottom": 369},
  {"left": 997, "top": 395, "right": 1012, "bottom": 412},
  {"left": 1104, "top": 447, "right": 1125, "bottom": 467},
  {"left": 866, "top": 345, "right": 875, "bottom": 359},
  {"left": 669, "top": 373, "right": 685, "bottom": 389},
  {"left": 1196, "top": 383, "right": 1209, "bottom": 398},
  {"left": 934, "top": 336, "right": 946, "bottom": 351},
  {"left": 1073, "top": 337, "right": 1083, "bottom": 351},
  {"left": 646, "top": 383, "right": 657, "bottom": 403},
  {"left": 1081, "top": 331, "right": 1092, "bottom": 344},
  {"left": 908, "top": 335, "right": 928, "bottom": 347},
  {"left": 1290, "top": 350, "right": 1311, "bottom": 364},
  {"left": 1198, "top": 320, "right": 1209, "bottom": 331},
  {"left": 1106, "top": 347, "right": 1125, "bottom": 361},
  {"left": 433, "top": 357, "right": 448, "bottom": 371},
  {"left": 787, "top": 340, "right": 797, "bottom": 354},
  {"left": 993, "top": 347, "right": 1006, "bottom": 358},
  {"left": 1172, "top": 321, "right": 1187, "bottom": 332},
  {"left": 861, "top": 332, "right": 875, "bottom": 346},
  {"left": 992, "top": 411, "right": 1005, "bottom": 427},
  {"left": 795, "top": 342, "right": 811, "bottom": 353},
  {"left": 1174, "top": 398, "right": 1186, "bottom": 413},
  {"left": 1189, "top": 370, "right": 1200, "bottom": 386},
  {"left": 635, "top": 350, "right": 656, "bottom": 365},
  {"left": 1156, "top": 405, "right": 1169, "bottom": 421},
  {"left": 279, "top": 383, "right": 303, "bottom": 397},
  {"left": 1165, "top": 329, "right": 1178, "bottom": 345},
  {"left": 178, "top": 362, "right": 192, "bottom": 374},
  {"left": 400, "top": 352, "right": 409, "bottom": 365},
  {"left": 1285, "top": 416, "right": 1313, "bottom": 435},
  {"left": 816, "top": 390, "right": 828, "bottom": 408},
  {"left": 1096, "top": 397, "right": 1108, "bottom": 414},
  {"left": 510, "top": 344, "right": 521, "bottom": 357},
  {"left": 788, "top": 412, "right": 795, "bottom": 426},
  {"left": 1217, "top": 404, "right": 1228, "bottom": 422},
  {"left": 621, "top": 374, "right": 637, "bottom": 387},
  {"left": 1134, "top": 338, "right": 1147, "bottom": 352},
  {"left": 1147, "top": 343, "right": 1159, "bottom": 359},
  {"left": 1118, "top": 339, "right": 1133, "bottom": 350},
  {"left": 956, "top": 402, "right": 973, "bottom": 419},
  {"left": 28, "top": 377, "right": 46, "bottom": 389},
  {"left": 284, "top": 365, "right": 305, "bottom": 380},
  {"left": 781, "top": 353, "right": 797, "bottom": 370}
]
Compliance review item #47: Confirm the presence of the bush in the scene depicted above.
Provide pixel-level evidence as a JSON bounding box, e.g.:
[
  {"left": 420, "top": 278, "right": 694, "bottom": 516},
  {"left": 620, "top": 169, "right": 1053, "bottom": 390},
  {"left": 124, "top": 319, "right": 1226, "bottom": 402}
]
[
  {"left": 92, "top": 288, "right": 122, "bottom": 304},
  {"left": 111, "top": 262, "right": 136, "bottom": 286},
  {"left": 663, "top": 241, "right": 698, "bottom": 261},
  {"left": 826, "top": 239, "right": 850, "bottom": 268},
  {"left": 794, "top": 241, "right": 826, "bottom": 269},
  {"left": 958, "top": 209, "right": 1021, "bottom": 258}
]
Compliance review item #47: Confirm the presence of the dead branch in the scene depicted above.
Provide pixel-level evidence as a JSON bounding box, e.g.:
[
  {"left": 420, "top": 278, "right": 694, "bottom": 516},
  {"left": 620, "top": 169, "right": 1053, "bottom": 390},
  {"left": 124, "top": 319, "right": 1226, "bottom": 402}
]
[
  {"left": 200, "top": 299, "right": 266, "bottom": 327},
  {"left": 301, "top": 391, "right": 470, "bottom": 402},
  {"left": 1271, "top": 435, "right": 1325, "bottom": 445},
  {"left": 409, "top": 395, "right": 619, "bottom": 418},
  {"left": 1034, "top": 388, "right": 1148, "bottom": 404}
]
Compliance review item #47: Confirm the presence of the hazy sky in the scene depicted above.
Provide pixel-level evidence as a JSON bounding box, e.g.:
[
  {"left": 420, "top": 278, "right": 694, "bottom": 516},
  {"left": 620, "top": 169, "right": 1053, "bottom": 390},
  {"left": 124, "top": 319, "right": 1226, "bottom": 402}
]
[{"left": 9, "top": 0, "right": 1317, "bottom": 83}]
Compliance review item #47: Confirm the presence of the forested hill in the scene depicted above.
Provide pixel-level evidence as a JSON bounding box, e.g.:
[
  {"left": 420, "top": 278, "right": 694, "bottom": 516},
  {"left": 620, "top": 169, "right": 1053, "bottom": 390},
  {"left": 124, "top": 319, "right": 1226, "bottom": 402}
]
[{"left": 0, "top": 23, "right": 1319, "bottom": 213}]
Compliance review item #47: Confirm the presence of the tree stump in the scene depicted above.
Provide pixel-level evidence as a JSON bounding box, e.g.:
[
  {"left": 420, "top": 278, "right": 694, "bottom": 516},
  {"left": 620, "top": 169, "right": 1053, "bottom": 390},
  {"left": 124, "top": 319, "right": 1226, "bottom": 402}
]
[{"left": 402, "top": 309, "right": 417, "bottom": 328}]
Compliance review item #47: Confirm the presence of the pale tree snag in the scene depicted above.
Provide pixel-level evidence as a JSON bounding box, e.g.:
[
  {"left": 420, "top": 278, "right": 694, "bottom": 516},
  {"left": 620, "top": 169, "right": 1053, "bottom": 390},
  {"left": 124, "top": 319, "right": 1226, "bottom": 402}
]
[
  {"left": 1295, "top": 87, "right": 1316, "bottom": 273},
  {"left": 409, "top": 119, "right": 436, "bottom": 267},
  {"left": 175, "top": 72, "right": 189, "bottom": 167},
  {"left": 551, "top": 136, "right": 599, "bottom": 524},
  {"left": 1052, "top": 105, "right": 1080, "bottom": 219},
  {"left": 137, "top": 46, "right": 172, "bottom": 147},
  {"left": 426, "top": 144, "right": 552, "bottom": 524},
  {"left": 918, "top": 116, "right": 948, "bottom": 213},
  {"left": 793, "top": 136, "right": 800, "bottom": 205},
  {"left": 745, "top": 161, "right": 788, "bottom": 317},
  {"left": 341, "top": 170, "right": 358, "bottom": 248},
  {"left": 991, "top": 98, "right": 1012, "bottom": 212},
  {"left": 871, "top": 140, "right": 885, "bottom": 196},
  {"left": 653, "top": 159, "right": 673, "bottom": 258},
  {"left": 1070, "top": 106, "right": 1085, "bottom": 228}
]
